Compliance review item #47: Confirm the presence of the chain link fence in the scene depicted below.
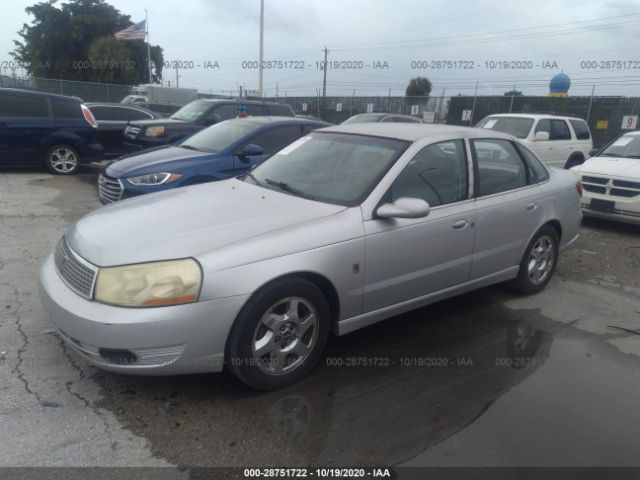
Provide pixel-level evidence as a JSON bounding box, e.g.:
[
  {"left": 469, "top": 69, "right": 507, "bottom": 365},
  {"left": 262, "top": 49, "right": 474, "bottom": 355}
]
[{"left": 0, "top": 74, "right": 133, "bottom": 102}]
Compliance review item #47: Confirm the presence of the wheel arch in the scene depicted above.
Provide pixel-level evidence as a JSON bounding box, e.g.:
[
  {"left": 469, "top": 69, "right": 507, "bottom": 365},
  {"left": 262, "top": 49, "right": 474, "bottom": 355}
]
[{"left": 243, "top": 271, "right": 341, "bottom": 333}]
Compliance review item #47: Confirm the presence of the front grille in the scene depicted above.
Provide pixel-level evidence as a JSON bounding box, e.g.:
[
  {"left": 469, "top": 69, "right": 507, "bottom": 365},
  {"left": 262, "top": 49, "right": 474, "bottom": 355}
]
[
  {"left": 582, "top": 176, "right": 608, "bottom": 185},
  {"left": 98, "top": 174, "right": 123, "bottom": 203},
  {"left": 583, "top": 184, "right": 606, "bottom": 194},
  {"left": 54, "top": 238, "right": 97, "bottom": 299},
  {"left": 124, "top": 125, "right": 141, "bottom": 139},
  {"left": 581, "top": 174, "right": 640, "bottom": 199},
  {"left": 614, "top": 179, "right": 640, "bottom": 189}
]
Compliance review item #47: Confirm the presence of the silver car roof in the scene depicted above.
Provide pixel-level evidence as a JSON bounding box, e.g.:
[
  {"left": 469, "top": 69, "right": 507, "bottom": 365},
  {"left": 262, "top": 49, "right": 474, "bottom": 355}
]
[{"left": 319, "top": 123, "right": 516, "bottom": 142}]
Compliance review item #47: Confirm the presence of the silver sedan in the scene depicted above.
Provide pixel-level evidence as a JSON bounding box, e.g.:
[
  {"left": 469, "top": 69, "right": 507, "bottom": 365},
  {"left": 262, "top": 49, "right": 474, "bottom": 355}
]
[{"left": 39, "top": 124, "right": 582, "bottom": 389}]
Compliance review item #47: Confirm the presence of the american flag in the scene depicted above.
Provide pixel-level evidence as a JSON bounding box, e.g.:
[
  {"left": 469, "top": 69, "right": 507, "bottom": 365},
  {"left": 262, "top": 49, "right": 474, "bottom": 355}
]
[{"left": 114, "top": 20, "right": 147, "bottom": 41}]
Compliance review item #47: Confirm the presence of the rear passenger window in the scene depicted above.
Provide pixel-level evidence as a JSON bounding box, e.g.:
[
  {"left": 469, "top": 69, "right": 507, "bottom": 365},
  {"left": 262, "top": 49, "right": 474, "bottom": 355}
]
[
  {"left": 52, "top": 99, "right": 82, "bottom": 119},
  {"left": 569, "top": 119, "right": 591, "bottom": 140},
  {"left": 550, "top": 119, "right": 571, "bottom": 140},
  {"left": 516, "top": 144, "right": 550, "bottom": 183},
  {"left": 390, "top": 140, "right": 468, "bottom": 207},
  {"left": 473, "top": 139, "right": 527, "bottom": 196},
  {"left": 0, "top": 94, "right": 49, "bottom": 117}
]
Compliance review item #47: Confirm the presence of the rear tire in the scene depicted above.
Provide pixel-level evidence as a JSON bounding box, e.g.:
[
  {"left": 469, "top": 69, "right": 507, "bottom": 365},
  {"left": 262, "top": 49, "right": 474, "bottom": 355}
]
[
  {"left": 45, "top": 145, "right": 80, "bottom": 175},
  {"left": 564, "top": 154, "right": 584, "bottom": 169},
  {"left": 226, "top": 277, "right": 331, "bottom": 390},
  {"left": 508, "top": 225, "right": 559, "bottom": 295}
]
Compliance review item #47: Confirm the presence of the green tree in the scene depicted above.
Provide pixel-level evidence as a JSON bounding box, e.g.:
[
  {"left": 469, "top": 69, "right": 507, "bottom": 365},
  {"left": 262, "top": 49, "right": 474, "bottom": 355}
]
[
  {"left": 405, "top": 76, "right": 432, "bottom": 103},
  {"left": 13, "top": 0, "right": 163, "bottom": 84},
  {"left": 504, "top": 89, "right": 523, "bottom": 96}
]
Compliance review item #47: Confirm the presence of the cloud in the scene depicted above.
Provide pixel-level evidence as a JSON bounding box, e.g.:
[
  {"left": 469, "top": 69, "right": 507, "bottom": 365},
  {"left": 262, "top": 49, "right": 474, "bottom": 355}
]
[{"left": 200, "top": 0, "right": 317, "bottom": 34}]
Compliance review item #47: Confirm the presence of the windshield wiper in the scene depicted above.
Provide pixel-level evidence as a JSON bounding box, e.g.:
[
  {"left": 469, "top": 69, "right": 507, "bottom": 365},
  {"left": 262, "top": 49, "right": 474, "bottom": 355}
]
[
  {"left": 180, "top": 144, "right": 201, "bottom": 151},
  {"left": 264, "top": 178, "right": 317, "bottom": 200},
  {"left": 244, "top": 171, "right": 262, "bottom": 185}
]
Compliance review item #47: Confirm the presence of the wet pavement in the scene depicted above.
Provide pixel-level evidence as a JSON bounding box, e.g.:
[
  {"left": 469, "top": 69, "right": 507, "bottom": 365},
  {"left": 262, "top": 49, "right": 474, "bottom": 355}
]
[{"left": 1, "top": 167, "right": 640, "bottom": 469}]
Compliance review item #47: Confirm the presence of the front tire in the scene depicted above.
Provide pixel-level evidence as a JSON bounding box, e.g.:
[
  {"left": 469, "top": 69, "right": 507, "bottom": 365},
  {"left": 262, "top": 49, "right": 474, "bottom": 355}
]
[
  {"left": 226, "top": 277, "right": 331, "bottom": 390},
  {"left": 45, "top": 145, "right": 80, "bottom": 175},
  {"left": 509, "top": 225, "right": 559, "bottom": 294}
]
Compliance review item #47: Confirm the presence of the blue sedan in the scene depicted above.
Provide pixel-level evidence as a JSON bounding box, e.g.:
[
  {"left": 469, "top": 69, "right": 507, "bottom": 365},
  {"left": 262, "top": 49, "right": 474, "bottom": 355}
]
[{"left": 98, "top": 116, "right": 329, "bottom": 203}]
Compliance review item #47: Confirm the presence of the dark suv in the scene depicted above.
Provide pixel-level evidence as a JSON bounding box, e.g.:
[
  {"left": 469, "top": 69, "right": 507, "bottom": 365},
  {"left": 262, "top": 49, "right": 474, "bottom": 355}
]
[
  {"left": 0, "top": 88, "right": 103, "bottom": 174},
  {"left": 123, "top": 99, "right": 295, "bottom": 149}
]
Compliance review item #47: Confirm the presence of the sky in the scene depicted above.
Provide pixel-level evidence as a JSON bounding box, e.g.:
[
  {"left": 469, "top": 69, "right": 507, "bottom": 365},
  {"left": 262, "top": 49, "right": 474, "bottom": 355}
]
[{"left": 1, "top": 0, "right": 640, "bottom": 97}]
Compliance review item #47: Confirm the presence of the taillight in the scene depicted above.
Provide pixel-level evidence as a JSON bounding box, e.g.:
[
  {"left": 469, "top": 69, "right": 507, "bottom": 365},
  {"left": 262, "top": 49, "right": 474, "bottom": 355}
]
[
  {"left": 576, "top": 180, "right": 583, "bottom": 197},
  {"left": 81, "top": 104, "right": 97, "bottom": 128}
]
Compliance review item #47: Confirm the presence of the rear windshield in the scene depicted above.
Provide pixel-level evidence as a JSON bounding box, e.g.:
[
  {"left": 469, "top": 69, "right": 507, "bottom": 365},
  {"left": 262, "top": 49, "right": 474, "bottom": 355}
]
[{"left": 476, "top": 116, "right": 534, "bottom": 139}]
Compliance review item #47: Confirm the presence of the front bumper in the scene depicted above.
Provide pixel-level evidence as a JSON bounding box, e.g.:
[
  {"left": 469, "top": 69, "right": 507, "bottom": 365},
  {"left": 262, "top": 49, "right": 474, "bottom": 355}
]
[
  {"left": 39, "top": 253, "right": 249, "bottom": 375},
  {"left": 581, "top": 193, "right": 640, "bottom": 225}
]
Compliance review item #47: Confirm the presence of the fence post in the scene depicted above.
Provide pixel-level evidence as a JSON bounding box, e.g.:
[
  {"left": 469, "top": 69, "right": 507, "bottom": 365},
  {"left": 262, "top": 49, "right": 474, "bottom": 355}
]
[
  {"left": 586, "top": 84, "right": 595, "bottom": 122},
  {"left": 469, "top": 81, "right": 479, "bottom": 125}
]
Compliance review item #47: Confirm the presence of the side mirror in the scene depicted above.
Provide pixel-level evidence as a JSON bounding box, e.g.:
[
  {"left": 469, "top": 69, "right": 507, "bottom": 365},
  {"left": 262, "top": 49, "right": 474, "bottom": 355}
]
[
  {"left": 534, "top": 131, "right": 550, "bottom": 141},
  {"left": 376, "top": 197, "right": 430, "bottom": 219},
  {"left": 238, "top": 144, "right": 264, "bottom": 156},
  {"left": 588, "top": 148, "right": 599, "bottom": 157}
]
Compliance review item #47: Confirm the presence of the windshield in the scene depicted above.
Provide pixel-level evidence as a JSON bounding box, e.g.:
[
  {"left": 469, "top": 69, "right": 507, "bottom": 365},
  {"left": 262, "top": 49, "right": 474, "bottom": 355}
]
[
  {"left": 476, "top": 116, "right": 534, "bottom": 139},
  {"left": 170, "top": 101, "right": 211, "bottom": 122},
  {"left": 341, "top": 114, "right": 385, "bottom": 125},
  {"left": 599, "top": 134, "right": 640, "bottom": 158},
  {"left": 180, "top": 119, "right": 260, "bottom": 153},
  {"left": 245, "top": 132, "right": 409, "bottom": 205}
]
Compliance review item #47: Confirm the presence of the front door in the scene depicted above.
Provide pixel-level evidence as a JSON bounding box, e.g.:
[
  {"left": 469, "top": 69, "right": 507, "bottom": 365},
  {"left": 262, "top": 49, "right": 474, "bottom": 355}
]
[{"left": 363, "top": 139, "right": 476, "bottom": 312}]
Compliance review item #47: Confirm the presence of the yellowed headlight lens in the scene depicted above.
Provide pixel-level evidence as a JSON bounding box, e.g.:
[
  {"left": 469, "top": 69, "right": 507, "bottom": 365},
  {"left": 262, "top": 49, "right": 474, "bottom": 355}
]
[
  {"left": 145, "top": 126, "right": 165, "bottom": 137},
  {"left": 95, "top": 259, "right": 202, "bottom": 307}
]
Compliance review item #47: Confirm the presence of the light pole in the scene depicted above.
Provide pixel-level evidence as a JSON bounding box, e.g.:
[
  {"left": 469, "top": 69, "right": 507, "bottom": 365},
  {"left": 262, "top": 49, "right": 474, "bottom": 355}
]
[{"left": 258, "top": 0, "right": 264, "bottom": 97}]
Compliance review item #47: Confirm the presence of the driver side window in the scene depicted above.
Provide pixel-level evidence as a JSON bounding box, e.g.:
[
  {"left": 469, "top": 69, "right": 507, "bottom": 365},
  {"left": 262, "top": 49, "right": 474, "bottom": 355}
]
[{"left": 390, "top": 140, "right": 468, "bottom": 207}]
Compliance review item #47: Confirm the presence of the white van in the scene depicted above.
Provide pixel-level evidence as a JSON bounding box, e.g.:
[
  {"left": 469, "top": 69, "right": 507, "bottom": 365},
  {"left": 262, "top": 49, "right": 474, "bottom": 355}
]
[{"left": 476, "top": 113, "right": 593, "bottom": 169}]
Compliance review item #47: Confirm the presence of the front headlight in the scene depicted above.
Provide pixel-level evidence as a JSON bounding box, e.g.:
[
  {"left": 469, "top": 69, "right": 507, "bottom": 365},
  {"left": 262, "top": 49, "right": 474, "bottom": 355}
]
[
  {"left": 145, "top": 126, "right": 165, "bottom": 137},
  {"left": 127, "top": 172, "right": 182, "bottom": 186},
  {"left": 94, "top": 259, "right": 202, "bottom": 307}
]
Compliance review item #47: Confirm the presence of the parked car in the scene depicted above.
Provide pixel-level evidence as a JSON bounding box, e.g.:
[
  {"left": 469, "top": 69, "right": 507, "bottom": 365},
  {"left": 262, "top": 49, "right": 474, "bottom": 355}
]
[
  {"left": 341, "top": 113, "right": 423, "bottom": 125},
  {"left": 40, "top": 124, "right": 582, "bottom": 390},
  {"left": 98, "top": 116, "right": 328, "bottom": 203},
  {"left": 87, "top": 103, "right": 162, "bottom": 159},
  {"left": 475, "top": 113, "right": 593, "bottom": 169},
  {"left": 0, "top": 88, "right": 103, "bottom": 174},
  {"left": 571, "top": 130, "right": 640, "bottom": 225},
  {"left": 122, "top": 99, "right": 296, "bottom": 150}
]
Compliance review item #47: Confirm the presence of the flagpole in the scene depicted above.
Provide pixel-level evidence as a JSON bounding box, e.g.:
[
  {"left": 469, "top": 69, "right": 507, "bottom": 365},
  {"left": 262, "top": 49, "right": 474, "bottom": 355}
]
[{"left": 145, "top": 9, "right": 152, "bottom": 84}]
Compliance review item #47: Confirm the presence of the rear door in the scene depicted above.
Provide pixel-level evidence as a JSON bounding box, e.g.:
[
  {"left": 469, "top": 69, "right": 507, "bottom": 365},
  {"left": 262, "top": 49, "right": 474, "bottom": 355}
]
[
  {"left": 549, "top": 119, "right": 573, "bottom": 166},
  {"left": 233, "top": 124, "right": 303, "bottom": 174},
  {"left": 0, "top": 92, "right": 51, "bottom": 165},
  {"left": 470, "top": 138, "right": 544, "bottom": 279}
]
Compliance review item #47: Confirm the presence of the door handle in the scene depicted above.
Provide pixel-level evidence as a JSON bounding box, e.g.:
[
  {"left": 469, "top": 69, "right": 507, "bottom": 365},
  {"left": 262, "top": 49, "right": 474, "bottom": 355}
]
[
  {"left": 452, "top": 220, "right": 468, "bottom": 230},
  {"left": 526, "top": 202, "right": 537, "bottom": 211}
]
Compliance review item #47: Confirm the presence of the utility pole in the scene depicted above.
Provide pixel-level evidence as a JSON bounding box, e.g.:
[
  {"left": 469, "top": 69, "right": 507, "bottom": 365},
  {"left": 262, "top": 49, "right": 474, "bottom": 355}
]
[
  {"left": 276, "top": 82, "right": 279, "bottom": 99},
  {"left": 175, "top": 66, "right": 179, "bottom": 88},
  {"left": 258, "top": 0, "right": 264, "bottom": 97},
  {"left": 322, "top": 46, "right": 328, "bottom": 98},
  {"left": 145, "top": 9, "right": 152, "bottom": 84}
]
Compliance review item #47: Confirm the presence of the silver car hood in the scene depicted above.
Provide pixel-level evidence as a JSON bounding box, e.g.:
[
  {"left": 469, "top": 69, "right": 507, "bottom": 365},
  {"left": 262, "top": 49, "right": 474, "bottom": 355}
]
[{"left": 67, "top": 179, "right": 347, "bottom": 267}]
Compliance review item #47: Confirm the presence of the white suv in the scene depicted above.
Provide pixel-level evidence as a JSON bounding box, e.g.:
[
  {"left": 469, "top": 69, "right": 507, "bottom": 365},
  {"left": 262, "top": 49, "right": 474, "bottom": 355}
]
[{"left": 476, "top": 114, "right": 593, "bottom": 169}]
